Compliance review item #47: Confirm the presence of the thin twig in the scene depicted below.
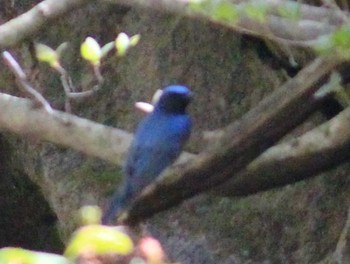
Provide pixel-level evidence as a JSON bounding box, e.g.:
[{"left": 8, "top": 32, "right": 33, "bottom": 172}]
[
  {"left": 93, "top": 64, "right": 104, "bottom": 84},
  {"left": 58, "top": 64, "right": 104, "bottom": 101},
  {"left": 58, "top": 67, "right": 73, "bottom": 112},
  {"left": 2, "top": 51, "right": 54, "bottom": 114}
]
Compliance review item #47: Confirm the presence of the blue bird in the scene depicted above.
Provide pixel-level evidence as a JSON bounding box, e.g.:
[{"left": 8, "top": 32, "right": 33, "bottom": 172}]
[{"left": 102, "top": 85, "right": 192, "bottom": 224}]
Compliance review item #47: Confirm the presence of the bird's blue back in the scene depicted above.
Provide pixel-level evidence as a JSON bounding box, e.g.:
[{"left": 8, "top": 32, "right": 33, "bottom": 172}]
[{"left": 102, "top": 85, "right": 192, "bottom": 224}]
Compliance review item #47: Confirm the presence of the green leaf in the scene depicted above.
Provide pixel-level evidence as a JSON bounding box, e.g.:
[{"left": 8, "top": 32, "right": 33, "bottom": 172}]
[
  {"left": 79, "top": 205, "right": 102, "bottom": 225},
  {"left": 244, "top": 1, "right": 268, "bottom": 23},
  {"left": 130, "top": 34, "right": 141, "bottom": 46},
  {"left": 188, "top": 0, "right": 212, "bottom": 14},
  {"left": 80, "top": 37, "right": 102, "bottom": 65},
  {"left": 189, "top": 0, "right": 238, "bottom": 24},
  {"left": 277, "top": 2, "right": 301, "bottom": 21},
  {"left": 115, "top": 32, "right": 130, "bottom": 57},
  {"left": 0, "top": 247, "right": 69, "bottom": 264},
  {"left": 213, "top": 1, "right": 239, "bottom": 23},
  {"left": 315, "top": 24, "right": 350, "bottom": 58},
  {"left": 101, "top": 41, "right": 115, "bottom": 58},
  {"left": 65, "top": 225, "right": 134, "bottom": 259},
  {"left": 35, "top": 43, "right": 58, "bottom": 67},
  {"left": 56, "top": 42, "right": 68, "bottom": 57},
  {"left": 314, "top": 34, "right": 334, "bottom": 55},
  {"left": 331, "top": 24, "right": 350, "bottom": 49}
]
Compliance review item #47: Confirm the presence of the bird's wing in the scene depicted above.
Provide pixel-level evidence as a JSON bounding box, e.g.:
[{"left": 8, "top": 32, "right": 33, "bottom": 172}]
[{"left": 124, "top": 138, "right": 181, "bottom": 190}]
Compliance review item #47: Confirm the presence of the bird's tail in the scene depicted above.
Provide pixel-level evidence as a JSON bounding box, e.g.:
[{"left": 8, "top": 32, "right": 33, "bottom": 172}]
[
  {"left": 101, "top": 191, "right": 123, "bottom": 225},
  {"left": 101, "top": 182, "right": 133, "bottom": 225}
]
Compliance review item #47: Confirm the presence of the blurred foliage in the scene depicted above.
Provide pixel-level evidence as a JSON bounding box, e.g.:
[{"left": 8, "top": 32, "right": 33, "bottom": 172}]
[
  {"left": 315, "top": 24, "right": 350, "bottom": 59},
  {"left": 189, "top": 0, "right": 271, "bottom": 24},
  {"left": 80, "top": 37, "right": 103, "bottom": 66},
  {"left": 277, "top": 1, "right": 301, "bottom": 21},
  {"left": 189, "top": 0, "right": 239, "bottom": 23},
  {"left": 35, "top": 43, "right": 61, "bottom": 68},
  {"left": 115, "top": 32, "right": 141, "bottom": 57},
  {"left": 243, "top": 1, "right": 268, "bottom": 23},
  {"left": 0, "top": 247, "right": 69, "bottom": 264},
  {"left": 64, "top": 224, "right": 134, "bottom": 260},
  {"left": 78, "top": 205, "right": 102, "bottom": 226},
  {"left": 0, "top": 216, "right": 170, "bottom": 263},
  {"left": 0, "top": 204, "right": 168, "bottom": 263}
]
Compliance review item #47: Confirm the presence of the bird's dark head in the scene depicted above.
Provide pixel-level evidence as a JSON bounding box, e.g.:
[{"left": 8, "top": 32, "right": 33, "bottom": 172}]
[{"left": 154, "top": 85, "right": 192, "bottom": 114}]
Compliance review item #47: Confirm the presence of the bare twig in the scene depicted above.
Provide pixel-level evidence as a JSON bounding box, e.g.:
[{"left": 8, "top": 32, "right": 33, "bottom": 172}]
[
  {"left": 2, "top": 51, "right": 54, "bottom": 114},
  {"left": 55, "top": 62, "right": 104, "bottom": 110},
  {"left": 93, "top": 64, "right": 104, "bottom": 84},
  {"left": 58, "top": 63, "right": 104, "bottom": 101},
  {"left": 58, "top": 68, "right": 73, "bottom": 112}
]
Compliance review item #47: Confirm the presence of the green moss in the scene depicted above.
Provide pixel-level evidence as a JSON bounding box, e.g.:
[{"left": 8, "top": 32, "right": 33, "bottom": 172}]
[{"left": 70, "top": 158, "right": 122, "bottom": 185}]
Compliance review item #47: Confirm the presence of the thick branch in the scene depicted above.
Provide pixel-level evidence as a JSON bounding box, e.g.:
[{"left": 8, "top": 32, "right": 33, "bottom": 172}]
[
  {"left": 0, "top": 0, "right": 344, "bottom": 48},
  {"left": 0, "top": 92, "right": 131, "bottom": 165},
  {"left": 2, "top": 51, "right": 54, "bottom": 113},
  {"left": 260, "top": 0, "right": 346, "bottom": 24},
  {"left": 214, "top": 106, "right": 350, "bottom": 196},
  {"left": 107, "top": 0, "right": 346, "bottom": 23},
  {"left": 124, "top": 57, "right": 342, "bottom": 224},
  {"left": 0, "top": 92, "right": 195, "bottom": 166},
  {"left": 104, "top": 0, "right": 343, "bottom": 44},
  {"left": 0, "top": 0, "right": 94, "bottom": 48}
]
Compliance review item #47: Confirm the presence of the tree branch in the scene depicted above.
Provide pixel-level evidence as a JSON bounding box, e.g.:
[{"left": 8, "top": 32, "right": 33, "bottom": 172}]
[
  {"left": 107, "top": 0, "right": 345, "bottom": 23},
  {"left": 2, "top": 51, "right": 54, "bottom": 113},
  {"left": 0, "top": 0, "right": 345, "bottom": 49},
  {"left": 124, "top": 56, "right": 342, "bottom": 224},
  {"left": 0, "top": 0, "right": 94, "bottom": 48},
  {"left": 0, "top": 92, "right": 131, "bottom": 165},
  {"left": 214, "top": 106, "right": 350, "bottom": 196},
  {"left": 0, "top": 57, "right": 345, "bottom": 226},
  {"left": 103, "top": 0, "right": 344, "bottom": 45},
  {"left": 0, "top": 0, "right": 347, "bottom": 223}
]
